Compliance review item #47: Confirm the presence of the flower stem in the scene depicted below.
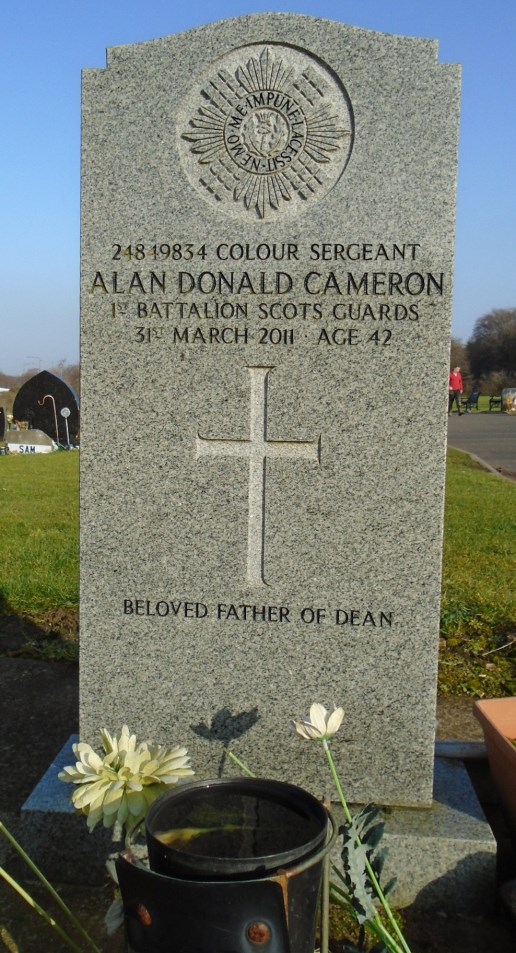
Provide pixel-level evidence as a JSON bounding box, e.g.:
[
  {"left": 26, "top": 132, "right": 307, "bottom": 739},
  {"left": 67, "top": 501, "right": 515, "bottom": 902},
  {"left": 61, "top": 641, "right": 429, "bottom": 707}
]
[
  {"left": 373, "top": 918, "right": 409, "bottom": 953},
  {"left": 0, "top": 865, "right": 85, "bottom": 953},
  {"left": 0, "top": 821, "right": 101, "bottom": 953},
  {"left": 223, "top": 748, "right": 256, "bottom": 777},
  {"left": 321, "top": 850, "right": 330, "bottom": 953},
  {"left": 331, "top": 884, "right": 406, "bottom": 953},
  {"left": 322, "top": 740, "right": 412, "bottom": 953}
]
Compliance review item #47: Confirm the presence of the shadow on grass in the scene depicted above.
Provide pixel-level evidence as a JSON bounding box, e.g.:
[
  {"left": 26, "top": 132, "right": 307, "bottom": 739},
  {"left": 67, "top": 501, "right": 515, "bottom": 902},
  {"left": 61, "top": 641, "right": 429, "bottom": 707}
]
[
  {"left": 0, "top": 612, "right": 79, "bottom": 813},
  {"left": 0, "top": 590, "right": 78, "bottom": 661}
]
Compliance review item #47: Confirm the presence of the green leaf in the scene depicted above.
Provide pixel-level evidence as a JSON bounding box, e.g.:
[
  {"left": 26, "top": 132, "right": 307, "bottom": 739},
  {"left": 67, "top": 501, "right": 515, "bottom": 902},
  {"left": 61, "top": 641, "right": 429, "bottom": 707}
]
[
  {"left": 382, "top": 876, "right": 397, "bottom": 898},
  {"left": 337, "top": 805, "right": 390, "bottom": 926}
]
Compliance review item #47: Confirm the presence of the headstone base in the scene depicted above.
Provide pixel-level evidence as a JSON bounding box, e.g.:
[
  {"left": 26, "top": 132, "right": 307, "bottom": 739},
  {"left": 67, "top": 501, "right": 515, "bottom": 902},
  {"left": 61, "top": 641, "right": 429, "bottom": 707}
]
[
  {"left": 374, "top": 757, "right": 497, "bottom": 914},
  {"left": 20, "top": 738, "right": 496, "bottom": 911},
  {"left": 20, "top": 735, "right": 115, "bottom": 884}
]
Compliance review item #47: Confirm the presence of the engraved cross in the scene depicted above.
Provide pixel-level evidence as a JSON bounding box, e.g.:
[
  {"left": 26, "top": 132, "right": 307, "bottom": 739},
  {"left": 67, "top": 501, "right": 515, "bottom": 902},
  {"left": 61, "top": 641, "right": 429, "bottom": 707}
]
[{"left": 196, "top": 366, "right": 321, "bottom": 587}]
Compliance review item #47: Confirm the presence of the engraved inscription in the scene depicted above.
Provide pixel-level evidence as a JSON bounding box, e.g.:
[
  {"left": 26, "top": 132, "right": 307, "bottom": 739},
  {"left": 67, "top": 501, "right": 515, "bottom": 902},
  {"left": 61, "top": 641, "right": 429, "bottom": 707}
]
[
  {"left": 179, "top": 45, "right": 354, "bottom": 220},
  {"left": 122, "top": 598, "right": 393, "bottom": 629},
  {"left": 196, "top": 366, "right": 321, "bottom": 586},
  {"left": 90, "top": 238, "right": 444, "bottom": 347},
  {"left": 223, "top": 91, "right": 307, "bottom": 172}
]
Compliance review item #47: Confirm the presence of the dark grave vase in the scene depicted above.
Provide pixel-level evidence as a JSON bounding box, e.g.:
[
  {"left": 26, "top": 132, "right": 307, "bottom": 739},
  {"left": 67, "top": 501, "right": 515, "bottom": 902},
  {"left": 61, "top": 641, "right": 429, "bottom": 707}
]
[{"left": 116, "top": 777, "right": 334, "bottom": 953}]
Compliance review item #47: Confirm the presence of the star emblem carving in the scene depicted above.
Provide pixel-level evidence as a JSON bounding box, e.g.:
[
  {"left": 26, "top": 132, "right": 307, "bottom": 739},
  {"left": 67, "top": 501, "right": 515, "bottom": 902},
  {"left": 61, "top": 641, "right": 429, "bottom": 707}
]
[{"left": 180, "top": 45, "right": 354, "bottom": 220}]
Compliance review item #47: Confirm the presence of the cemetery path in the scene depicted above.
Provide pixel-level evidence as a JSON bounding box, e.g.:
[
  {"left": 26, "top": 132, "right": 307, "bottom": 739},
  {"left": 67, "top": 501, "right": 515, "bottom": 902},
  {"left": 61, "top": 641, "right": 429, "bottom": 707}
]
[
  {"left": 447, "top": 412, "right": 516, "bottom": 480},
  {"left": 0, "top": 655, "right": 514, "bottom": 951}
]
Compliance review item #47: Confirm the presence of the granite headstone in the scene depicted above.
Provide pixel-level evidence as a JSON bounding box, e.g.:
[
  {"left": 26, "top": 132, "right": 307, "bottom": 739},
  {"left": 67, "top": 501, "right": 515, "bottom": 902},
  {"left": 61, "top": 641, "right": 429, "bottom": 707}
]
[{"left": 80, "top": 15, "right": 461, "bottom": 806}]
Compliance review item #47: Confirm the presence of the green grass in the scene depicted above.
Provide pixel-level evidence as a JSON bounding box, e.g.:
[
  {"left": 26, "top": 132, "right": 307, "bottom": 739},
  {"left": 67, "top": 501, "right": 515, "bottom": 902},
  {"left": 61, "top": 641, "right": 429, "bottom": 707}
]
[
  {"left": 0, "top": 453, "right": 78, "bottom": 615},
  {"left": 440, "top": 448, "right": 516, "bottom": 695},
  {"left": 0, "top": 447, "right": 514, "bottom": 695}
]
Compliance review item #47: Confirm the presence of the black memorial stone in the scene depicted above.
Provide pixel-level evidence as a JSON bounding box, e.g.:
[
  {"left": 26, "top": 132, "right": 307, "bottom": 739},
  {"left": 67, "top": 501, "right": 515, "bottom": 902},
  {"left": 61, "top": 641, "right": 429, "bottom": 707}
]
[
  {"left": 13, "top": 371, "right": 79, "bottom": 446},
  {"left": 0, "top": 408, "right": 5, "bottom": 441}
]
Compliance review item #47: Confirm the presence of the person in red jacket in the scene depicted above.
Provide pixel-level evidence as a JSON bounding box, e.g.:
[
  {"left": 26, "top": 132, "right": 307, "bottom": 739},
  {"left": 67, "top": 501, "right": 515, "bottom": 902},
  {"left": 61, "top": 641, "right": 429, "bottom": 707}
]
[{"left": 448, "top": 366, "right": 463, "bottom": 415}]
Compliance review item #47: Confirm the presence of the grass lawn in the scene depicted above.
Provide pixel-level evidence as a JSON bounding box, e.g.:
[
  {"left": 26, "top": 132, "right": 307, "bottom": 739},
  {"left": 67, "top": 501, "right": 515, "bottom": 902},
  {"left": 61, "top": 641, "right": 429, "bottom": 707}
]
[
  {"left": 0, "top": 447, "right": 514, "bottom": 695},
  {"left": 0, "top": 453, "right": 78, "bottom": 615},
  {"left": 440, "top": 448, "right": 516, "bottom": 695}
]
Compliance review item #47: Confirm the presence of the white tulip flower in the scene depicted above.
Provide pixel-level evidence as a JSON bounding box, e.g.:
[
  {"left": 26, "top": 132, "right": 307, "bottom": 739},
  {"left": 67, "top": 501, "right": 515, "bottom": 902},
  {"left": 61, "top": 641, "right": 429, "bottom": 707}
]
[{"left": 292, "top": 703, "right": 344, "bottom": 741}]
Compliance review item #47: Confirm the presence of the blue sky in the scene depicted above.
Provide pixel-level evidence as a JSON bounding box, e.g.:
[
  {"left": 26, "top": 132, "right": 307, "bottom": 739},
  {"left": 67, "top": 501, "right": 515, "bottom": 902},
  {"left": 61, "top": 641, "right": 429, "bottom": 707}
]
[{"left": 1, "top": 0, "right": 515, "bottom": 374}]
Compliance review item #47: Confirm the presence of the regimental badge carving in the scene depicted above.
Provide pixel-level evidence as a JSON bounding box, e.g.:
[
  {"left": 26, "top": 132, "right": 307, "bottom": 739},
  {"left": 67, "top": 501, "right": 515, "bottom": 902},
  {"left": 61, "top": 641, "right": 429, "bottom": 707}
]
[{"left": 178, "top": 44, "right": 354, "bottom": 220}]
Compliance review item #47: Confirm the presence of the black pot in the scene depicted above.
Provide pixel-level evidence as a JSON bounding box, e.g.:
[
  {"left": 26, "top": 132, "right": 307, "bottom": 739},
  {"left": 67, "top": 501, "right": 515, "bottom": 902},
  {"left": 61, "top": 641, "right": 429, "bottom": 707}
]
[
  {"left": 145, "top": 777, "right": 328, "bottom": 880},
  {"left": 116, "top": 777, "right": 332, "bottom": 953}
]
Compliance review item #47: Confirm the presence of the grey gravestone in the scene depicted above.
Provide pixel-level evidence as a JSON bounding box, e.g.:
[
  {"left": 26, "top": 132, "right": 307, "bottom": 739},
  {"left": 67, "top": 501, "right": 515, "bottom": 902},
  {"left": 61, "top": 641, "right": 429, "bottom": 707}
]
[{"left": 80, "top": 15, "right": 461, "bottom": 806}]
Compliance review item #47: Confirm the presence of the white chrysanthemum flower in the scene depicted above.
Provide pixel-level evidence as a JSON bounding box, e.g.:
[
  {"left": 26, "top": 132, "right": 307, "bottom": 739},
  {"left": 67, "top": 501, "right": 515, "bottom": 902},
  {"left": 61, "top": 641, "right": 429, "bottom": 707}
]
[
  {"left": 292, "top": 703, "right": 344, "bottom": 741},
  {"left": 58, "top": 726, "right": 194, "bottom": 833}
]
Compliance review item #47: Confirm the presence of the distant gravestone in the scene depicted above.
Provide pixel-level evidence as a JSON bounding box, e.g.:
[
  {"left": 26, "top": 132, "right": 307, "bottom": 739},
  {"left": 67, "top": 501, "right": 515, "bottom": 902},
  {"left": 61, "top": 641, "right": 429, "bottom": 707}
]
[
  {"left": 13, "top": 371, "right": 79, "bottom": 446},
  {"left": 6, "top": 429, "right": 56, "bottom": 454},
  {"left": 80, "top": 15, "right": 461, "bottom": 806}
]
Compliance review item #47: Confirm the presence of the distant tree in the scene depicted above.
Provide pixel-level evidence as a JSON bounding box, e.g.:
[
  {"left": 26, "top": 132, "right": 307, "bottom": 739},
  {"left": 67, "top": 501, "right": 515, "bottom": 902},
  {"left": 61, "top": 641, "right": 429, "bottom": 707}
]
[
  {"left": 0, "top": 372, "right": 22, "bottom": 416},
  {"left": 467, "top": 309, "right": 516, "bottom": 390},
  {"left": 51, "top": 361, "right": 80, "bottom": 397}
]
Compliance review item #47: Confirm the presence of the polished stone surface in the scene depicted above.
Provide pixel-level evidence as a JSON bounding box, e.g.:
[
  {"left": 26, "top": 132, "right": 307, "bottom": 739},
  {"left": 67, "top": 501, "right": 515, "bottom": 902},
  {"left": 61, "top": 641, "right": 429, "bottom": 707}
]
[
  {"left": 80, "top": 14, "right": 461, "bottom": 805},
  {"left": 12, "top": 370, "right": 79, "bottom": 445}
]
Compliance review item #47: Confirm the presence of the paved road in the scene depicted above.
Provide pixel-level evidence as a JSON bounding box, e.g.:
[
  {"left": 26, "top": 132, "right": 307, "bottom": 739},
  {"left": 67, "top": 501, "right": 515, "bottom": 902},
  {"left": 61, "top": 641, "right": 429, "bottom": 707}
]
[{"left": 447, "top": 412, "right": 516, "bottom": 479}]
